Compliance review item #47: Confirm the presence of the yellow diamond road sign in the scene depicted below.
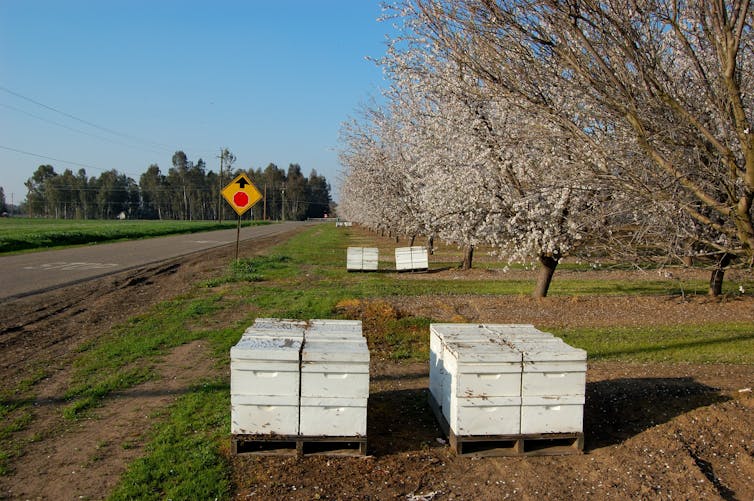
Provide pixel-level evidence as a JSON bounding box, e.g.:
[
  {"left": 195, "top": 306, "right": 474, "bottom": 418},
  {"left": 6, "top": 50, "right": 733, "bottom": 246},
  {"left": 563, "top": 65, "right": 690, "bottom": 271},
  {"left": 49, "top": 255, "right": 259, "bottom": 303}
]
[{"left": 221, "top": 172, "right": 263, "bottom": 216}]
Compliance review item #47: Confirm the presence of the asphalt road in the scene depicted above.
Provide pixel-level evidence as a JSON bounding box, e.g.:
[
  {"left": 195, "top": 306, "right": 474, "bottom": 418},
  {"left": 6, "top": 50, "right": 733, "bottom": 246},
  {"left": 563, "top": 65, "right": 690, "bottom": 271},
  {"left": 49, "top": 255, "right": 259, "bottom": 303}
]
[{"left": 0, "top": 221, "right": 308, "bottom": 301}]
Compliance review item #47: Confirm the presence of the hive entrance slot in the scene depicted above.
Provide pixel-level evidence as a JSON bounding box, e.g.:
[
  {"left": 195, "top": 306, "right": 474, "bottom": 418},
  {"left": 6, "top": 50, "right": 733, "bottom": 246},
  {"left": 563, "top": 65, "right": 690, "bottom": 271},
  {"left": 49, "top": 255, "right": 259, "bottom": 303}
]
[
  {"left": 233, "top": 438, "right": 298, "bottom": 456},
  {"left": 457, "top": 439, "right": 518, "bottom": 456}
]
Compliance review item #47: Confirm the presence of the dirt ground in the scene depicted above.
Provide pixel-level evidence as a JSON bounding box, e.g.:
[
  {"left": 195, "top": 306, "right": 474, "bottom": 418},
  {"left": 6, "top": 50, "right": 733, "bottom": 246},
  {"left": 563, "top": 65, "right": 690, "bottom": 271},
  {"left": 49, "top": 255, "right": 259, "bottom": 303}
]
[{"left": 1, "top": 229, "right": 753, "bottom": 500}]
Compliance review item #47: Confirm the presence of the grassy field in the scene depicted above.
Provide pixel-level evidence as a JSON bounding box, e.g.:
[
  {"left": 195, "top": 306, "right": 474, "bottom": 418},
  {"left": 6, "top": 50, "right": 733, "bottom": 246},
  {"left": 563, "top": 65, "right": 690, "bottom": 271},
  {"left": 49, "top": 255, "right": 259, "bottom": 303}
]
[
  {"left": 0, "top": 218, "right": 269, "bottom": 254},
  {"left": 2, "top": 223, "right": 752, "bottom": 497}
]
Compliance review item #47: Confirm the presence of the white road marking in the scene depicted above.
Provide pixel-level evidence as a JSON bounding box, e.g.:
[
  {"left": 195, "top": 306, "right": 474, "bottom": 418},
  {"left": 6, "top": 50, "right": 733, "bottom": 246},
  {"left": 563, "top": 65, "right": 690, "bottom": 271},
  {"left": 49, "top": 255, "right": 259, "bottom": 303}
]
[{"left": 23, "top": 262, "right": 119, "bottom": 271}]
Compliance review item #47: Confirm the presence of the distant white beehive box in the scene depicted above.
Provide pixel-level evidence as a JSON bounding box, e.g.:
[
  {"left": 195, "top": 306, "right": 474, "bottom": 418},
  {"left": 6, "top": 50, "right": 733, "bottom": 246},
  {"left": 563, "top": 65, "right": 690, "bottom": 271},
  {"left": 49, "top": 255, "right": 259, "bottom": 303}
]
[
  {"left": 230, "top": 326, "right": 304, "bottom": 435},
  {"left": 347, "top": 247, "right": 379, "bottom": 271},
  {"left": 395, "top": 246, "right": 429, "bottom": 271}
]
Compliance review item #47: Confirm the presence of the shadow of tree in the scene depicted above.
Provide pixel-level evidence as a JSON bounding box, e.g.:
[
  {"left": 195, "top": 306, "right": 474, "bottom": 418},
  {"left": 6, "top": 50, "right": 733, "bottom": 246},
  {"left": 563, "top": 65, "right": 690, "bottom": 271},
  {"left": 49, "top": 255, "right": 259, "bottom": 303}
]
[{"left": 584, "top": 377, "right": 728, "bottom": 450}]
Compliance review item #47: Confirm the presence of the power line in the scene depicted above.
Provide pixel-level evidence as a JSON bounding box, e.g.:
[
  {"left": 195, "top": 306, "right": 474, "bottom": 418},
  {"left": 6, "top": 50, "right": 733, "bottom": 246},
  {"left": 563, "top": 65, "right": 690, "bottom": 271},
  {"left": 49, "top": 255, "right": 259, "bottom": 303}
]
[
  {"left": 0, "top": 144, "right": 140, "bottom": 178},
  {"left": 0, "top": 84, "right": 177, "bottom": 153},
  {"left": 0, "top": 102, "right": 169, "bottom": 156}
]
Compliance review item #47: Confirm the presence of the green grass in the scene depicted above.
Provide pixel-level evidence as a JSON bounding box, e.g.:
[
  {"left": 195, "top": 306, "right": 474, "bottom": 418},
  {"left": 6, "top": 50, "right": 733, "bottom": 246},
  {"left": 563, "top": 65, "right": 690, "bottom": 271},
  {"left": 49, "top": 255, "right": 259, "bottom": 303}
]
[
  {"left": 0, "top": 218, "right": 270, "bottom": 254},
  {"left": 108, "top": 380, "right": 231, "bottom": 501},
  {"left": 550, "top": 323, "right": 754, "bottom": 363}
]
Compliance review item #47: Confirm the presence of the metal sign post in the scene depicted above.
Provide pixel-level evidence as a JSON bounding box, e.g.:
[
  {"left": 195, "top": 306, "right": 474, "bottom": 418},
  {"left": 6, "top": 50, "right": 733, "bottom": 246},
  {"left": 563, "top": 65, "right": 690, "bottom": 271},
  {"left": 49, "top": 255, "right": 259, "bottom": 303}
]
[{"left": 221, "top": 172, "right": 263, "bottom": 260}]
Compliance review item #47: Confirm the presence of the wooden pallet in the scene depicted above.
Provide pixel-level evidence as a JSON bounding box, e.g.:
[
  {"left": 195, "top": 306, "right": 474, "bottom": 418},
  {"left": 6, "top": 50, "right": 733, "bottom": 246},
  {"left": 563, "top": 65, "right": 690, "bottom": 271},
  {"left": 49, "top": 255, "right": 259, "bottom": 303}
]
[
  {"left": 428, "top": 393, "right": 583, "bottom": 457},
  {"left": 232, "top": 434, "right": 367, "bottom": 457}
]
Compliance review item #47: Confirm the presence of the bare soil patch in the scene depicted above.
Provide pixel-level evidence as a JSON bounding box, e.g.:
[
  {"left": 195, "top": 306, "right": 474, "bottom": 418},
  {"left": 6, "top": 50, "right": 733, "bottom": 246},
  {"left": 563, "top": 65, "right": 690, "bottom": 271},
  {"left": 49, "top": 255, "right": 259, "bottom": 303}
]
[
  {"left": 0, "top": 229, "right": 298, "bottom": 500},
  {"left": 0, "top": 227, "right": 752, "bottom": 500}
]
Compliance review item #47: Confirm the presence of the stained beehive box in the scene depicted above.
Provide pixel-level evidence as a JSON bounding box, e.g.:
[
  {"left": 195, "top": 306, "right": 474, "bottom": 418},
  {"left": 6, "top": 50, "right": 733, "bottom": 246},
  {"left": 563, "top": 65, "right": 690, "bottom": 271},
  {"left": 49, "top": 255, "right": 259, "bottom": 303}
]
[
  {"left": 395, "top": 246, "right": 429, "bottom": 271},
  {"left": 347, "top": 247, "right": 379, "bottom": 271},
  {"left": 300, "top": 338, "right": 369, "bottom": 399},
  {"left": 231, "top": 394, "right": 300, "bottom": 435},
  {"left": 520, "top": 395, "right": 585, "bottom": 434},
  {"left": 299, "top": 396, "right": 368, "bottom": 436},
  {"left": 452, "top": 396, "right": 522, "bottom": 436},
  {"left": 429, "top": 323, "right": 587, "bottom": 438},
  {"left": 512, "top": 340, "right": 586, "bottom": 397},
  {"left": 230, "top": 335, "right": 303, "bottom": 397},
  {"left": 429, "top": 324, "right": 504, "bottom": 407},
  {"left": 230, "top": 324, "right": 304, "bottom": 435},
  {"left": 245, "top": 318, "right": 307, "bottom": 335}
]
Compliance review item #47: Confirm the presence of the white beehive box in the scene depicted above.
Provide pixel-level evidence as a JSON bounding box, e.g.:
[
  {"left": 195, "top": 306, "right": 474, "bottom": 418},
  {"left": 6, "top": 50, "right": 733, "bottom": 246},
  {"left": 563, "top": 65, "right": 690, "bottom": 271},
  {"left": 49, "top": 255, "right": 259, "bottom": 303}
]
[
  {"left": 301, "top": 320, "right": 369, "bottom": 437},
  {"left": 230, "top": 325, "right": 304, "bottom": 435},
  {"left": 301, "top": 338, "right": 370, "bottom": 399},
  {"left": 231, "top": 318, "right": 371, "bottom": 440},
  {"left": 515, "top": 341, "right": 586, "bottom": 397},
  {"left": 442, "top": 340, "right": 522, "bottom": 399},
  {"left": 442, "top": 339, "right": 523, "bottom": 436},
  {"left": 395, "top": 246, "right": 429, "bottom": 271},
  {"left": 429, "top": 323, "right": 587, "bottom": 438},
  {"left": 231, "top": 394, "right": 300, "bottom": 435},
  {"left": 453, "top": 396, "right": 522, "bottom": 435},
  {"left": 299, "top": 397, "right": 367, "bottom": 436},
  {"left": 346, "top": 247, "right": 379, "bottom": 271},
  {"left": 520, "top": 395, "right": 585, "bottom": 434},
  {"left": 429, "top": 324, "right": 502, "bottom": 406},
  {"left": 230, "top": 335, "right": 303, "bottom": 397}
]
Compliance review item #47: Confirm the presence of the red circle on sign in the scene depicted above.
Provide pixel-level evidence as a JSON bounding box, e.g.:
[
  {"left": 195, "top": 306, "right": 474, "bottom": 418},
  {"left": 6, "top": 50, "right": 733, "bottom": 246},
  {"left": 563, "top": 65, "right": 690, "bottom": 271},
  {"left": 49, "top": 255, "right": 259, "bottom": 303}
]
[{"left": 233, "top": 192, "right": 249, "bottom": 207}]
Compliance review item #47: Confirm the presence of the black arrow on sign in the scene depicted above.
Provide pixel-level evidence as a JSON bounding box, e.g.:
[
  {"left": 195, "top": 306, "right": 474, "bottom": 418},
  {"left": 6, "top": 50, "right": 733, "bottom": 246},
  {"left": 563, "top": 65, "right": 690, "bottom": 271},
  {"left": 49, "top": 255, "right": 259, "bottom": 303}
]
[{"left": 236, "top": 177, "right": 249, "bottom": 188}]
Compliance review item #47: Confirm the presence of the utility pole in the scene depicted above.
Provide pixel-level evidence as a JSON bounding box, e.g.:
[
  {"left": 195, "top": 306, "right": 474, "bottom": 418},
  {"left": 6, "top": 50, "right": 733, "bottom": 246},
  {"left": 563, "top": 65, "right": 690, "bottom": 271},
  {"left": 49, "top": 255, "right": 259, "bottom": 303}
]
[
  {"left": 263, "top": 184, "right": 267, "bottom": 220},
  {"left": 217, "top": 149, "right": 224, "bottom": 222}
]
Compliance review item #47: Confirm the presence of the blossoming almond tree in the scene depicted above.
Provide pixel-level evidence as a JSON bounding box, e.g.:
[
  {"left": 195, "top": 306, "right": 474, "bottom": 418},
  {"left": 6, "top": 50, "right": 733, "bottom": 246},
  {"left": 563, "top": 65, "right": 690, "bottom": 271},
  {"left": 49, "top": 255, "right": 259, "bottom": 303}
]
[
  {"left": 404, "top": 0, "right": 753, "bottom": 295},
  {"left": 340, "top": 18, "right": 629, "bottom": 296}
]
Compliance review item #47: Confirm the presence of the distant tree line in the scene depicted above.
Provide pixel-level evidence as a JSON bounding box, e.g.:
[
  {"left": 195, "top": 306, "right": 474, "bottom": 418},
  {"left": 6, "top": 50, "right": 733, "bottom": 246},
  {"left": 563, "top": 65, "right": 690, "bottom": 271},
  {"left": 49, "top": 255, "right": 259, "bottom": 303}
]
[{"left": 22, "top": 150, "right": 332, "bottom": 220}]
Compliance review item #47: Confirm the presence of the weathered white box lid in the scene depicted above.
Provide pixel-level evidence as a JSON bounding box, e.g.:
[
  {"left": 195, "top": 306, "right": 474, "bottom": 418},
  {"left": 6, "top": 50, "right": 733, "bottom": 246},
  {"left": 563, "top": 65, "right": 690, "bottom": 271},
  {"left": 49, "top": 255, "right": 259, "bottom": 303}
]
[
  {"left": 241, "top": 319, "right": 306, "bottom": 341},
  {"left": 302, "top": 339, "right": 369, "bottom": 363},
  {"left": 483, "top": 324, "right": 553, "bottom": 339},
  {"left": 231, "top": 335, "right": 303, "bottom": 361},
  {"left": 431, "top": 323, "right": 493, "bottom": 337},
  {"left": 307, "top": 319, "right": 364, "bottom": 340},
  {"left": 515, "top": 341, "right": 586, "bottom": 362},
  {"left": 252, "top": 318, "right": 307, "bottom": 329},
  {"left": 444, "top": 340, "right": 522, "bottom": 363}
]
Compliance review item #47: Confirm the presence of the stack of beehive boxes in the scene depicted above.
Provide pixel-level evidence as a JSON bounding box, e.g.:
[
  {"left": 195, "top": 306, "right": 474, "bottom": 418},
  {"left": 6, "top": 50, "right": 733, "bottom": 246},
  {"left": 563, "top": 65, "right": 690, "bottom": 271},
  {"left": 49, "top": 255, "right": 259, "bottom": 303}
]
[
  {"left": 395, "top": 246, "right": 429, "bottom": 271},
  {"left": 230, "top": 319, "right": 369, "bottom": 438},
  {"left": 429, "top": 323, "right": 586, "bottom": 437},
  {"left": 346, "top": 247, "right": 379, "bottom": 271},
  {"left": 300, "top": 320, "right": 369, "bottom": 436},
  {"left": 230, "top": 319, "right": 306, "bottom": 435}
]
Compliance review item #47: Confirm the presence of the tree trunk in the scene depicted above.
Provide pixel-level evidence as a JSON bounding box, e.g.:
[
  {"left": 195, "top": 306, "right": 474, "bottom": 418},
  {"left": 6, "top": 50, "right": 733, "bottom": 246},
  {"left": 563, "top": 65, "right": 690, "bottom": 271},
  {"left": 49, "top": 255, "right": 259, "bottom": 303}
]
[
  {"left": 533, "top": 254, "right": 559, "bottom": 298},
  {"left": 461, "top": 245, "right": 474, "bottom": 270},
  {"left": 428, "top": 234, "right": 434, "bottom": 255},
  {"left": 708, "top": 253, "right": 732, "bottom": 296},
  {"left": 409, "top": 234, "right": 416, "bottom": 246}
]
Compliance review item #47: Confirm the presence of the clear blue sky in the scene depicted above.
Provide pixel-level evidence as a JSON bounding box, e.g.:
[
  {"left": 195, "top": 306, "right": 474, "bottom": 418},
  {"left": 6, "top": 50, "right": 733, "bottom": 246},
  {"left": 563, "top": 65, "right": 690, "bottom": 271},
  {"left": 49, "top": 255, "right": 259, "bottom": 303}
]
[{"left": 0, "top": 0, "right": 394, "bottom": 205}]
